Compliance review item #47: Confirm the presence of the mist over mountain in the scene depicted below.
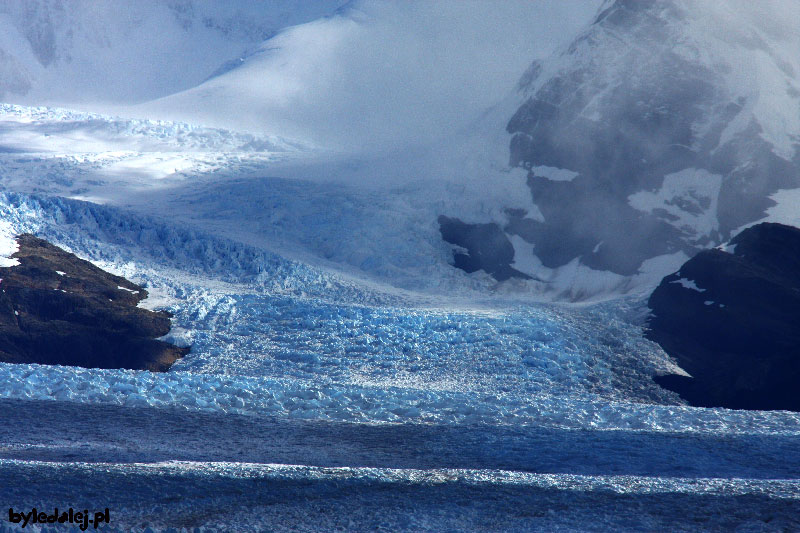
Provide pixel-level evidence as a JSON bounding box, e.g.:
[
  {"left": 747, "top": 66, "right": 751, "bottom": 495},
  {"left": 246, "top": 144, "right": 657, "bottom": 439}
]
[
  {"left": 138, "top": 0, "right": 602, "bottom": 151},
  {"left": 0, "top": 0, "right": 797, "bottom": 299},
  {"left": 127, "top": 0, "right": 800, "bottom": 299},
  {"left": 441, "top": 0, "right": 800, "bottom": 297}
]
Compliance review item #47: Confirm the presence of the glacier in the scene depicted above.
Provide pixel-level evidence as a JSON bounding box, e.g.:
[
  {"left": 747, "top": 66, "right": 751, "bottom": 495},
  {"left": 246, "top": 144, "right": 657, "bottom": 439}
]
[
  {"left": 0, "top": 142, "right": 798, "bottom": 530},
  {"left": 0, "top": 1, "right": 799, "bottom": 531}
]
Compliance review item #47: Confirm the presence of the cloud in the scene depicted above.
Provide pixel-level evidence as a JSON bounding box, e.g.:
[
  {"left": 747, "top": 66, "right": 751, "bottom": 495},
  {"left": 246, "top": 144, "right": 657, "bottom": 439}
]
[{"left": 142, "top": 0, "right": 602, "bottom": 152}]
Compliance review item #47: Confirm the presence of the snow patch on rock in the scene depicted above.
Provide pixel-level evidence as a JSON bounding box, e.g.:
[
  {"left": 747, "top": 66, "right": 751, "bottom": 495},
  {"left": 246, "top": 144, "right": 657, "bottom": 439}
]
[
  {"left": 628, "top": 168, "right": 723, "bottom": 240},
  {"left": 0, "top": 220, "right": 19, "bottom": 267},
  {"left": 531, "top": 165, "right": 579, "bottom": 182},
  {"left": 671, "top": 277, "right": 706, "bottom": 292}
]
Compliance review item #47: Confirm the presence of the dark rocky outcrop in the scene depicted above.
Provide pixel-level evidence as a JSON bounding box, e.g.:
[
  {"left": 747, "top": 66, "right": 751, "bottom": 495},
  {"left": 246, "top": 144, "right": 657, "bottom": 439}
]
[
  {"left": 647, "top": 222, "right": 800, "bottom": 411},
  {"left": 438, "top": 215, "right": 531, "bottom": 282},
  {"left": 0, "top": 234, "right": 188, "bottom": 371}
]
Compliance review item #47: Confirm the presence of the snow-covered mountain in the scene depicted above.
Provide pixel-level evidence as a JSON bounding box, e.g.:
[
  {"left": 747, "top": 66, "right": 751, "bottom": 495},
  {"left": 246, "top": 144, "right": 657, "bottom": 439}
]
[
  {"left": 0, "top": 0, "right": 347, "bottom": 104},
  {"left": 114, "top": 0, "right": 800, "bottom": 301},
  {"left": 467, "top": 0, "right": 800, "bottom": 295}
]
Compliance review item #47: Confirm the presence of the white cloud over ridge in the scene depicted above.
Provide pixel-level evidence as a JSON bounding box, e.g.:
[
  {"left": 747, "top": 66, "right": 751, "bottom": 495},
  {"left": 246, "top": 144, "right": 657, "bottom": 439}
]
[{"left": 141, "top": 0, "right": 603, "bottom": 152}]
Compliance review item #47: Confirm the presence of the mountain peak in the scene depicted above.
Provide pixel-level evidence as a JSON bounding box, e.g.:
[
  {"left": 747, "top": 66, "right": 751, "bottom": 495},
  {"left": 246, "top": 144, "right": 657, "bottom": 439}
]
[{"left": 494, "top": 0, "right": 800, "bottom": 289}]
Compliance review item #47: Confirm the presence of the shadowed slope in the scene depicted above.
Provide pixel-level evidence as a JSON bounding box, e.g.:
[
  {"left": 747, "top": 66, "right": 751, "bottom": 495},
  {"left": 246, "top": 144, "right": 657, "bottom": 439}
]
[{"left": 648, "top": 223, "right": 800, "bottom": 410}]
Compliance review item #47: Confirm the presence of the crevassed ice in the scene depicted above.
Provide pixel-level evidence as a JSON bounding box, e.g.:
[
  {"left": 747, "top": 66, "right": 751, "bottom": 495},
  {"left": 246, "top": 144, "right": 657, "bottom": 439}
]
[
  {"left": 2, "top": 361, "right": 799, "bottom": 434},
  {"left": 0, "top": 191, "right": 798, "bottom": 437}
]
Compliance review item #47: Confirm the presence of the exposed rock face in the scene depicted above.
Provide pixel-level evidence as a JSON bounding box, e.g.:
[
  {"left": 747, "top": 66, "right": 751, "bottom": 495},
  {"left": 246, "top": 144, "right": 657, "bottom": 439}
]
[
  {"left": 438, "top": 215, "right": 530, "bottom": 282},
  {"left": 0, "top": 234, "right": 188, "bottom": 371},
  {"left": 506, "top": 0, "right": 800, "bottom": 276},
  {"left": 647, "top": 223, "right": 800, "bottom": 411},
  {"left": 442, "top": 0, "right": 800, "bottom": 287}
]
